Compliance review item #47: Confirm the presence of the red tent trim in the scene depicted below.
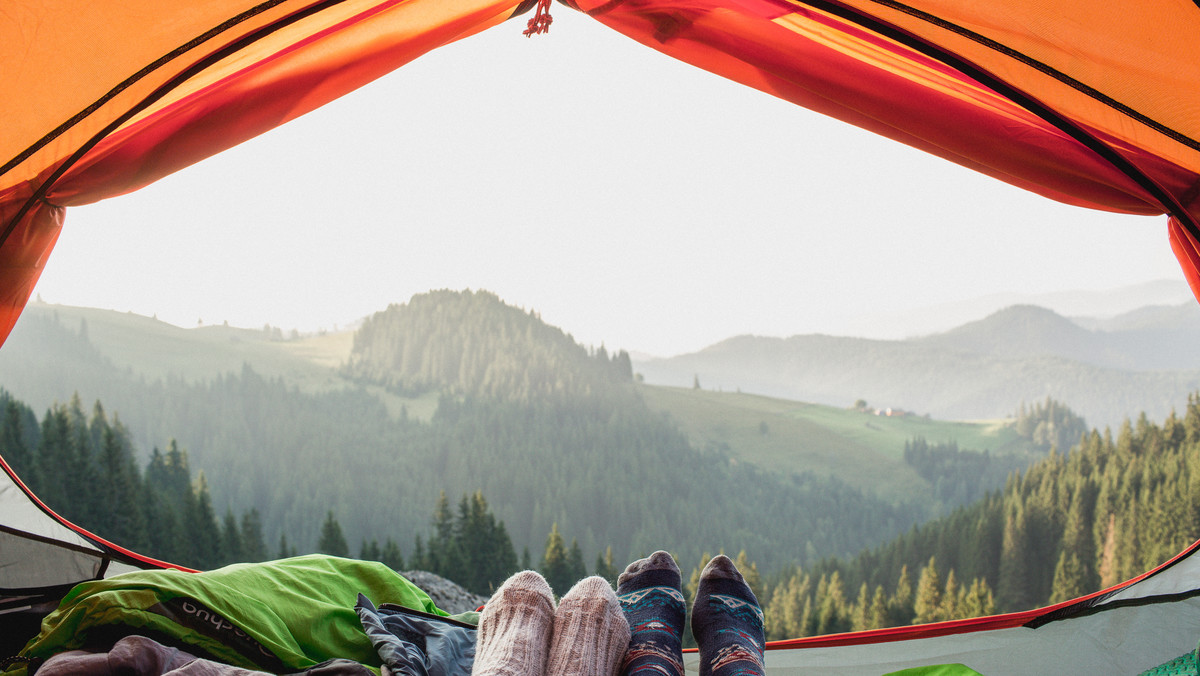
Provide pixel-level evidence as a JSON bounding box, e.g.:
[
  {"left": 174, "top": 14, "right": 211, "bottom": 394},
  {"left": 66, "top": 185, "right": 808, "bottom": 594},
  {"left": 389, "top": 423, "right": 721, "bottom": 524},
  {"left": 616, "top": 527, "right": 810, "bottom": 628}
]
[{"left": 764, "top": 536, "right": 1200, "bottom": 650}]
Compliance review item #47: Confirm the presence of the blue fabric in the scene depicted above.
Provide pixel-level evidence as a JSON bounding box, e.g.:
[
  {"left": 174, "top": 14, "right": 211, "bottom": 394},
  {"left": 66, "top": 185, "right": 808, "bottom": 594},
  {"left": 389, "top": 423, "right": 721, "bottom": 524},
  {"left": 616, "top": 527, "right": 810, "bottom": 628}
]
[{"left": 354, "top": 595, "right": 476, "bottom": 676}]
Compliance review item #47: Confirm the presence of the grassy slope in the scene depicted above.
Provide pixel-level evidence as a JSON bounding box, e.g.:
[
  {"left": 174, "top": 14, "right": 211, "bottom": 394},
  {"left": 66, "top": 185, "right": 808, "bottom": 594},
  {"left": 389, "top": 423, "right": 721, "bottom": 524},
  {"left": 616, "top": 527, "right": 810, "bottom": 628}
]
[
  {"left": 641, "top": 386, "right": 1025, "bottom": 504},
  {"left": 21, "top": 303, "right": 440, "bottom": 421}
]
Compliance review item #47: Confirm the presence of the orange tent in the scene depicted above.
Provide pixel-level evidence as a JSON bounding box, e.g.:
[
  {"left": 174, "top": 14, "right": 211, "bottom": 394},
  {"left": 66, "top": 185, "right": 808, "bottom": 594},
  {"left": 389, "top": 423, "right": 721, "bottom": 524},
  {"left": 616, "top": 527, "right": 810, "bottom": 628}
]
[
  {"left": 6, "top": 4, "right": 1200, "bottom": 672},
  {"left": 3, "top": 0, "right": 1200, "bottom": 339}
]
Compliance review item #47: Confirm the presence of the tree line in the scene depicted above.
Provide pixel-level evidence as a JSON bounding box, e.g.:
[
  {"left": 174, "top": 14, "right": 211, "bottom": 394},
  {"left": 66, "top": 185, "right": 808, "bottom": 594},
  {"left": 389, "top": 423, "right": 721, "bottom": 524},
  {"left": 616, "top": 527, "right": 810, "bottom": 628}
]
[
  {"left": 754, "top": 393, "right": 1200, "bottom": 637},
  {"left": 1, "top": 391, "right": 271, "bottom": 570}
]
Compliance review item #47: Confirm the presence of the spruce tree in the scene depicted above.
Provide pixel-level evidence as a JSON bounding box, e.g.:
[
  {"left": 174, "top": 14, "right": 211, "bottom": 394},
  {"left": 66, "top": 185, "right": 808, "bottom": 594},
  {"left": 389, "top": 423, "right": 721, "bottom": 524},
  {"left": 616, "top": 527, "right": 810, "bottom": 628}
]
[
  {"left": 541, "top": 523, "right": 571, "bottom": 594},
  {"left": 360, "top": 539, "right": 381, "bottom": 562},
  {"left": 382, "top": 538, "right": 405, "bottom": 571},
  {"left": 594, "top": 546, "right": 618, "bottom": 586},
  {"left": 317, "top": 510, "right": 349, "bottom": 557},
  {"left": 0, "top": 399, "right": 33, "bottom": 483},
  {"left": 278, "top": 533, "right": 294, "bottom": 559},
  {"left": 888, "top": 565, "right": 915, "bottom": 626},
  {"left": 240, "top": 508, "right": 268, "bottom": 562},
  {"left": 567, "top": 538, "right": 587, "bottom": 584},
  {"left": 867, "top": 585, "right": 889, "bottom": 630},
  {"left": 913, "top": 557, "right": 942, "bottom": 624},
  {"left": 185, "top": 473, "right": 222, "bottom": 569}
]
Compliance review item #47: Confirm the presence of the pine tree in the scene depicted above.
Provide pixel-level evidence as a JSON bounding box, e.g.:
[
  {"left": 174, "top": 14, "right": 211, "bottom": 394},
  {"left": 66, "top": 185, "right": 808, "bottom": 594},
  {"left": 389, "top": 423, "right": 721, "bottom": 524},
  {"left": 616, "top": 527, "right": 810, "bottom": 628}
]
[
  {"left": 360, "top": 539, "right": 382, "bottom": 562},
  {"left": 816, "top": 571, "right": 848, "bottom": 635},
  {"left": 239, "top": 509, "right": 267, "bottom": 562},
  {"left": 97, "top": 421, "right": 146, "bottom": 549},
  {"left": 940, "top": 569, "right": 959, "bottom": 621},
  {"left": 998, "top": 499, "right": 1035, "bottom": 611},
  {"left": 594, "top": 546, "right": 618, "bottom": 586},
  {"left": 382, "top": 538, "right": 405, "bottom": 571},
  {"left": 735, "top": 551, "right": 763, "bottom": 602},
  {"left": 541, "top": 523, "right": 571, "bottom": 595},
  {"left": 867, "top": 585, "right": 889, "bottom": 630},
  {"left": 0, "top": 399, "right": 33, "bottom": 483},
  {"left": 913, "top": 557, "right": 942, "bottom": 624},
  {"left": 221, "top": 510, "right": 243, "bottom": 564},
  {"left": 428, "top": 492, "right": 460, "bottom": 581},
  {"left": 185, "top": 472, "right": 222, "bottom": 569},
  {"left": 888, "top": 565, "right": 915, "bottom": 626},
  {"left": 453, "top": 492, "right": 518, "bottom": 594},
  {"left": 851, "top": 582, "right": 871, "bottom": 631},
  {"left": 567, "top": 538, "right": 587, "bottom": 585},
  {"left": 318, "top": 510, "right": 349, "bottom": 557},
  {"left": 278, "top": 533, "right": 294, "bottom": 559}
]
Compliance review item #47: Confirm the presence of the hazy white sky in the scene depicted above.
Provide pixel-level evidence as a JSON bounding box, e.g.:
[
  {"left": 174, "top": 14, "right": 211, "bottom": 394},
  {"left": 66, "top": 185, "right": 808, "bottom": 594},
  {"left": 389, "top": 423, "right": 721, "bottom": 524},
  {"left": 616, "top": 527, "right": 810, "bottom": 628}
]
[{"left": 32, "top": 8, "right": 1185, "bottom": 357}]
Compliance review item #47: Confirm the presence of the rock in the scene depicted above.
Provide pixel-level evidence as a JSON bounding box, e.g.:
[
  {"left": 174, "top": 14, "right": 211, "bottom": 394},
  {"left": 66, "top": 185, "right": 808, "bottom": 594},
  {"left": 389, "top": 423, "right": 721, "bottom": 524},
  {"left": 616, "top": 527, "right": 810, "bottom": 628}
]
[{"left": 401, "top": 570, "right": 489, "bottom": 614}]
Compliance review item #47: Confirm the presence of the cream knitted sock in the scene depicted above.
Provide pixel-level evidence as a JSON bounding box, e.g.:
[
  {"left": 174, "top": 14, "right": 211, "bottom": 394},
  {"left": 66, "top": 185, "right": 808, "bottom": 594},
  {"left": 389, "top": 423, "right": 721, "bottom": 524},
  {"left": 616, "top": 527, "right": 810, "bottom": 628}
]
[
  {"left": 547, "top": 576, "right": 632, "bottom": 676},
  {"left": 472, "top": 570, "right": 557, "bottom": 676}
]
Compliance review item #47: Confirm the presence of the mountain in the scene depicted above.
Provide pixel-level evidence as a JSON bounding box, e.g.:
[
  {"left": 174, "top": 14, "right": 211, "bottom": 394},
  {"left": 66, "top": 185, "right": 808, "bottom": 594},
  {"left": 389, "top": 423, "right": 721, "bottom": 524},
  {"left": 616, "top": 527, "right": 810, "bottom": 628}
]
[
  {"left": 840, "top": 279, "right": 1194, "bottom": 339},
  {"left": 634, "top": 304, "right": 1200, "bottom": 428}
]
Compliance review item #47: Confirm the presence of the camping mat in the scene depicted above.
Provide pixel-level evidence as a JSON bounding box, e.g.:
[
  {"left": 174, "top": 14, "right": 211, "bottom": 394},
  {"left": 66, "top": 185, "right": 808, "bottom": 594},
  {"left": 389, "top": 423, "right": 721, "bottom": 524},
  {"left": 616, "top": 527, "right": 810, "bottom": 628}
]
[{"left": 1137, "top": 644, "right": 1199, "bottom": 676}]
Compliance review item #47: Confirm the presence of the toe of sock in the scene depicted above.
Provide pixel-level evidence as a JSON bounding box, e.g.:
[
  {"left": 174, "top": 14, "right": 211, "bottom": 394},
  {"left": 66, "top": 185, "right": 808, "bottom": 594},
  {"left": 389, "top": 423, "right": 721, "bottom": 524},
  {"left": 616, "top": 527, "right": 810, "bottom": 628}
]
[
  {"left": 700, "top": 555, "right": 742, "bottom": 582},
  {"left": 618, "top": 551, "right": 679, "bottom": 587}
]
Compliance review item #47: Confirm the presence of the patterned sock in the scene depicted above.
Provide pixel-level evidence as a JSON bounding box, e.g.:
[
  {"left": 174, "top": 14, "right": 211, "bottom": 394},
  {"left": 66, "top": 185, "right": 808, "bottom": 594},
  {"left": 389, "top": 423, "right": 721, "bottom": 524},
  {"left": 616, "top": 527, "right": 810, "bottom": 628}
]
[
  {"left": 691, "top": 555, "right": 765, "bottom": 676},
  {"left": 472, "top": 571, "right": 556, "bottom": 676},
  {"left": 616, "top": 551, "right": 686, "bottom": 676},
  {"left": 547, "top": 576, "right": 632, "bottom": 676}
]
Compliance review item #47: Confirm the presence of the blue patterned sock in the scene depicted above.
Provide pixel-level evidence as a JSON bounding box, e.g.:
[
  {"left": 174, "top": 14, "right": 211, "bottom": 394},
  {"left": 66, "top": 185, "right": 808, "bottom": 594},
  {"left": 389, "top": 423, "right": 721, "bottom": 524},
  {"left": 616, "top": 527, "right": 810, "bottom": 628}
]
[
  {"left": 691, "top": 555, "right": 765, "bottom": 676},
  {"left": 617, "top": 551, "right": 686, "bottom": 676}
]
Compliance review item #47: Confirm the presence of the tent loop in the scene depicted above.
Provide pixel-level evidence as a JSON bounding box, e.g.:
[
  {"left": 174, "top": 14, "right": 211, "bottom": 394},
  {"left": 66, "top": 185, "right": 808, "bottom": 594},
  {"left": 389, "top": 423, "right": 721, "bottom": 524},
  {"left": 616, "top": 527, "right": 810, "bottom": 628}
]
[{"left": 523, "top": 0, "right": 554, "bottom": 36}]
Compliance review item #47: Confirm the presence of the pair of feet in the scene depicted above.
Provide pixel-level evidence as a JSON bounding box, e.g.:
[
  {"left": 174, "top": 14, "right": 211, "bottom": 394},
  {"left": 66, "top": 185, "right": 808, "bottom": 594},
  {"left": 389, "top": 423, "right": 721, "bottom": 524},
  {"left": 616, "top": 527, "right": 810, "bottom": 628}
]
[
  {"left": 473, "top": 573, "right": 630, "bottom": 676},
  {"left": 471, "top": 552, "right": 764, "bottom": 676},
  {"left": 617, "top": 552, "right": 764, "bottom": 676}
]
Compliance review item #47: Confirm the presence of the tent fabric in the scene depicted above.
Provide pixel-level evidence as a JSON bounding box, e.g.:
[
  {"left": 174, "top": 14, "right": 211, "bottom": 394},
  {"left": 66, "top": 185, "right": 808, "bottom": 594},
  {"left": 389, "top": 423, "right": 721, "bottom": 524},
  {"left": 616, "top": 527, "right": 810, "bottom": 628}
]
[
  {"left": 3, "top": 1, "right": 1200, "bottom": 351},
  {"left": 0, "top": 0, "right": 528, "bottom": 345},
  {"left": 0, "top": 455, "right": 184, "bottom": 609},
  {"left": 7, "top": 2, "right": 1200, "bottom": 673},
  {"left": 572, "top": 0, "right": 1200, "bottom": 220},
  {"left": 729, "top": 539, "right": 1200, "bottom": 675}
]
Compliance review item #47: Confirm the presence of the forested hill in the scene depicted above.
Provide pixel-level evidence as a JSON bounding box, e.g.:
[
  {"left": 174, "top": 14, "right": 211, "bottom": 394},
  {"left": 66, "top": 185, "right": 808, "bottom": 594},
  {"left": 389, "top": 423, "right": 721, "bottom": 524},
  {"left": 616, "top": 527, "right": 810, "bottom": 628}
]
[
  {"left": 344, "top": 289, "right": 632, "bottom": 400},
  {"left": 0, "top": 298, "right": 927, "bottom": 573},
  {"left": 759, "top": 396, "right": 1200, "bottom": 639}
]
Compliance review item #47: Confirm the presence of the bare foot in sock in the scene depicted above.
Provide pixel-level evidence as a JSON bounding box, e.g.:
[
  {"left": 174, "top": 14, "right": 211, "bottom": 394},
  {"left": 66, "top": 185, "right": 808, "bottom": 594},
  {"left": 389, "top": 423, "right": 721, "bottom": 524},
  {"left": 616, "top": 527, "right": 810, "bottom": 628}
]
[
  {"left": 472, "top": 571, "right": 556, "bottom": 676},
  {"left": 547, "top": 576, "right": 631, "bottom": 676}
]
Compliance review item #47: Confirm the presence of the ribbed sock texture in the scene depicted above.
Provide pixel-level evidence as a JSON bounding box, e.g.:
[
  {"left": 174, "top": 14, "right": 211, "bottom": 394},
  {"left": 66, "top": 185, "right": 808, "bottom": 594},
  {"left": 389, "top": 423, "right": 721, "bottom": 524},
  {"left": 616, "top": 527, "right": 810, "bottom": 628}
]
[
  {"left": 547, "top": 576, "right": 631, "bottom": 676},
  {"left": 616, "top": 551, "right": 686, "bottom": 676},
  {"left": 472, "top": 571, "right": 556, "bottom": 676},
  {"left": 691, "top": 555, "right": 765, "bottom": 676}
]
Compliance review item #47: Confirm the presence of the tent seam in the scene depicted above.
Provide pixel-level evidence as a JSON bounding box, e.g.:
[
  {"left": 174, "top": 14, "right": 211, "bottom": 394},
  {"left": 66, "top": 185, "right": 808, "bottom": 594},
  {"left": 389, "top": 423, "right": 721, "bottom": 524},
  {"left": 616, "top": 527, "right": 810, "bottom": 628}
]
[
  {"left": 779, "top": 0, "right": 1200, "bottom": 239},
  {"left": 0, "top": 0, "right": 357, "bottom": 250},
  {"left": 0, "top": 0, "right": 293, "bottom": 182},
  {"left": 828, "top": 0, "right": 1200, "bottom": 153}
]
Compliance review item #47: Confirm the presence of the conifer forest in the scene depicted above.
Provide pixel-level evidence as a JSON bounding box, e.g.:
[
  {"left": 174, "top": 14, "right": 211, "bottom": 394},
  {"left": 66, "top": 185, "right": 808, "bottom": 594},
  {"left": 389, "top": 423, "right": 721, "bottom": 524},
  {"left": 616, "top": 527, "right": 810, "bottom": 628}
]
[{"left": 4, "top": 289, "right": 1200, "bottom": 641}]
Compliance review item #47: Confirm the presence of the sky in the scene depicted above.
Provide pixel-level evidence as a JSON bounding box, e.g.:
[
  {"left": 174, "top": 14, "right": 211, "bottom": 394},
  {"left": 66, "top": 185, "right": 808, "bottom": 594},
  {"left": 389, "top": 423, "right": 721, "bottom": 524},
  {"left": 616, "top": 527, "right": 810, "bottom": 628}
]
[{"left": 31, "top": 8, "right": 1187, "bottom": 357}]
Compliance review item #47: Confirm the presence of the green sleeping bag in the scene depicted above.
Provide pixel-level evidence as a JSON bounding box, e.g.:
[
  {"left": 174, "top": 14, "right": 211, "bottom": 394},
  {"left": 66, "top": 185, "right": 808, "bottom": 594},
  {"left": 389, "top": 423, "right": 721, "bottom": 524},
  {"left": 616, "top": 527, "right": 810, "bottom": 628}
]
[{"left": 8, "top": 555, "right": 462, "bottom": 675}]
